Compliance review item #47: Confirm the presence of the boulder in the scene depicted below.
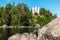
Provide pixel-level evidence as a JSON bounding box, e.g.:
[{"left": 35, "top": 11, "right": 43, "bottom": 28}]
[
  {"left": 8, "top": 33, "right": 37, "bottom": 40},
  {"left": 34, "top": 23, "right": 41, "bottom": 28},
  {"left": 8, "top": 33, "right": 21, "bottom": 40},
  {"left": 30, "top": 33, "right": 37, "bottom": 40},
  {"left": 20, "top": 34, "right": 29, "bottom": 40},
  {"left": 37, "top": 18, "right": 60, "bottom": 40},
  {"left": 2, "top": 24, "right": 8, "bottom": 28}
]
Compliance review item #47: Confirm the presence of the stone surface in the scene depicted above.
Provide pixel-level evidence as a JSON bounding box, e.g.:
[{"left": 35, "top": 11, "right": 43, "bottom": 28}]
[
  {"left": 20, "top": 34, "right": 29, "bottom": 40},
  {"left": 2, "top": 24, "right": 8, "bottom": 28},
  {"left": 8, "top": 33, "right": 37, "bottom": 40},
  {"left": 37, "top": 17, "right": 60, "bottom": 40},
  {"left": 8, "top": 33, "right": 21, "bottom": 40},
  {"left": 34, "top": 23, "right": 41, "bottom": 28}
]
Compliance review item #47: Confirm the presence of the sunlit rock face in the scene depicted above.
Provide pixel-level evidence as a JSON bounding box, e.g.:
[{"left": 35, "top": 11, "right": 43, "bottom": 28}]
[
  {"left": 8, "top": 33, "right": 21, "bottom": 40},
  {"left": 8, "top": 33, "right": 37, "bottom": 40},
  {"left": 37, "top": 17, "right": 60, "bottom": 40},
  {"left": 30, "top": 33, "right": 37, "bottom": 40},
  {"left": 20, "top": 33, "right": 29, "bottom": 40}
]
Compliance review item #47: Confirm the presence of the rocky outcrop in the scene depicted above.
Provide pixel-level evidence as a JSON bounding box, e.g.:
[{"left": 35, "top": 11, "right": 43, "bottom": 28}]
[
  {"left": 7, "top": 17, "right": 60, "bottom": 40},
  {"left": 8, "top": 33, "right": 37, "bottom": 40},
  {"left": 37, "top": 17, "right": 60, "bottom": 40}
]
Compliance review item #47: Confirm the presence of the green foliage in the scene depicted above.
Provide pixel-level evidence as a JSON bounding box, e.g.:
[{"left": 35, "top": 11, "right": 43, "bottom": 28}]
[
  {"left": 35, "top": 12, "right": 38, "bottom": 15},
  {"left": 0, "top": 3, "right": 57, "bottom": 26},
  {"left": 0, "top": 28, "right": 3, "bottom": 40}
]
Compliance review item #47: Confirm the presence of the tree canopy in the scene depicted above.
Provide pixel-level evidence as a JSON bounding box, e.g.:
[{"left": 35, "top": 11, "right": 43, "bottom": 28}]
[{"left": 0, "top": 3, "right": 57, "bottom": 27}]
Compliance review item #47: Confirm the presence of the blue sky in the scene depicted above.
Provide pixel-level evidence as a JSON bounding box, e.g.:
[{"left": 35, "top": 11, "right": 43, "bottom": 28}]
[{"left": 0, "top": 0, "right": 60, "bottom": 17}]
